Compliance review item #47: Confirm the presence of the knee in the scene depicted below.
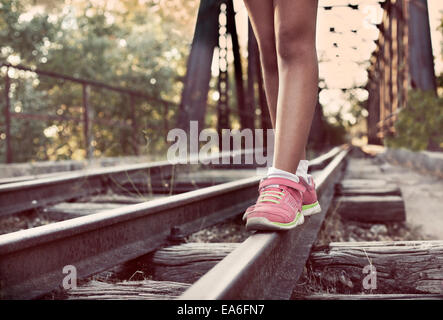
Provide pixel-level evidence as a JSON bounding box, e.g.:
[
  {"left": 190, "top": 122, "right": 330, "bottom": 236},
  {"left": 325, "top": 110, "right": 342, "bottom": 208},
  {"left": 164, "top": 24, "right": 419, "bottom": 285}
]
[
  {"left": 276, "top": 26, "right": 316, "bottom": 64},
  {"left": 257, "top": 42, "right": 278, "bottom": 73}
]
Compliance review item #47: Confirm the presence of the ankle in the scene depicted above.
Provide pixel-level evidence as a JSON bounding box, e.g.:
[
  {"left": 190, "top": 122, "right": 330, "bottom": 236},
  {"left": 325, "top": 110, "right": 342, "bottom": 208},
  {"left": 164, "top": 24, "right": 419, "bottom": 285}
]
[{"left": 267, "top": 166, "right": 300, "bottom": 183}]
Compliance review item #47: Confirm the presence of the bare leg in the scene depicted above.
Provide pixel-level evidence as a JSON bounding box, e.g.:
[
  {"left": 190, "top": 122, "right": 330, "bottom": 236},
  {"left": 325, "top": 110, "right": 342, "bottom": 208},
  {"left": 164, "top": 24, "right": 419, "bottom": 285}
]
[
  {"left": 273, "top": 0, "right": 318, "bottom": 172},
  {"left": 243, "top": 0, "right": 278, "bottom": 128},
  {"left": 243, "top": 0, "right": 316, "bottom": 166}
]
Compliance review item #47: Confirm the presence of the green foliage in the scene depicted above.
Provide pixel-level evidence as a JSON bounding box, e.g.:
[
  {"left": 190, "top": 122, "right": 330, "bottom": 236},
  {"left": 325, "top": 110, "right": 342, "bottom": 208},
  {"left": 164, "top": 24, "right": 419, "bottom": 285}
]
[
  {"left": 0, "top": 0, "right": 199, "bottom": 162},
  {"left": 385, "top": 90, "right": 443, "bottom": 151},
  {"left": 6, "top": 79, "right": 54, "bottom": 162},
  {"left": 386, "top": 13, "right": 443, "bottom": 152},
  {"left": 0, "top": 0, "right": 57, "bottom": 65}
]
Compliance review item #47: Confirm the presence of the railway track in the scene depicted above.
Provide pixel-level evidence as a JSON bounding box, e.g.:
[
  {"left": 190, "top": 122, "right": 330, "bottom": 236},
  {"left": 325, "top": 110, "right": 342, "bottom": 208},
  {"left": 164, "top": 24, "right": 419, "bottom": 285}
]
[
  {"left": 0, "top": 145, "right": 347, "bottom": 299},
  {"left": 0, "top": 150, "right": 256, "bottom": 218},
  {"left": 180, "top": 147, "right": 349, "bottom": 299}
]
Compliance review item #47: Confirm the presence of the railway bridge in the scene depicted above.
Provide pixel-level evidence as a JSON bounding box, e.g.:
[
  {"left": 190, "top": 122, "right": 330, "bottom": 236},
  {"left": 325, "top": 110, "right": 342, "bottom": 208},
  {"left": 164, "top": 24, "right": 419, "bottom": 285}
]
[{"left": 0, "top": 0, "right": 442, "bottom": 301}]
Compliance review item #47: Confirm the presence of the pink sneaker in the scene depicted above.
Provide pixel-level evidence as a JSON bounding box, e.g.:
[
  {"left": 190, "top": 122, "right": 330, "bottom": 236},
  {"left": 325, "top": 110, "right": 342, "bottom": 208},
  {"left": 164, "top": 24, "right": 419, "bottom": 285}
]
[
  {"left": 242, "top": 175, "right": 321, "bottom": 220},
  {"left": 299, "top": 175, "right": 321, "bottom": 216},
  {"left": 242, "top": 204, "right": 256, "bottom": 221},
  {"left": 245, "top": 177, "right": 306, "bottom": 231}
]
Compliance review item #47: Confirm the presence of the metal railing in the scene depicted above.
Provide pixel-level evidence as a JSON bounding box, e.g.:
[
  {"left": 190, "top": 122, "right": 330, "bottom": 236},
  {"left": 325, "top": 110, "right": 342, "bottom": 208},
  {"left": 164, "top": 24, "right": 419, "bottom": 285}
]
[{"left": 1, "top": 62, "right": 177, "bottom": 163}]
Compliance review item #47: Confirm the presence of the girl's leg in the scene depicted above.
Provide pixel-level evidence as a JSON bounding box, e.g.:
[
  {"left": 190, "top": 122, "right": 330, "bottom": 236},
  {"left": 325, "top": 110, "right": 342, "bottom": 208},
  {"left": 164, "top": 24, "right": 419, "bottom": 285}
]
[
  {"left": 242, "top": 0, "right": 321, "bottom": 230},
  {"left": 243, "top": 0, "right": 278, "bottom": 128},
  {"left": 273, "top": 0, "right": 319, "bottom": 173}
]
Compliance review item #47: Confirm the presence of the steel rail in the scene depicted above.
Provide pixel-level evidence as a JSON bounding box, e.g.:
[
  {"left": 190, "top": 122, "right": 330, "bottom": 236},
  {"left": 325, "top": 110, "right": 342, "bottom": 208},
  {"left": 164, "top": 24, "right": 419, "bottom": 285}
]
[
  {"left": 0, "top": 159, "right": 179, "bottom": 217},
  {"left": 307, "top": 145, "right": 343, "bottom": 171},
  {"left": 0, "top": 175, "right": 260, "bottom": 299},
  {"left": 0, "top": 171, "right": 77, "bottom": 185},
  {"left": 179, "top": 147, "right": 350, "bottom": 300},
  {"left": 0, "top": 149, "right": 262, "bottom": 217},
  {"left": 0, "top": 146, "right": 344, "bottom": 299}
]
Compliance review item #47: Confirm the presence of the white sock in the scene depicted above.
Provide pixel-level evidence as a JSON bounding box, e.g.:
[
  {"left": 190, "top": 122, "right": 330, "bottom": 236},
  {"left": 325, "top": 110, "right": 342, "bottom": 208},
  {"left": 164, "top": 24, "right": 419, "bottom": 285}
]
[
  {"left": 267, "top": 166, "right": 300, "bottom": 183},
  {"left": 296, "top": 160, "right": 310, "bottom": 183}
]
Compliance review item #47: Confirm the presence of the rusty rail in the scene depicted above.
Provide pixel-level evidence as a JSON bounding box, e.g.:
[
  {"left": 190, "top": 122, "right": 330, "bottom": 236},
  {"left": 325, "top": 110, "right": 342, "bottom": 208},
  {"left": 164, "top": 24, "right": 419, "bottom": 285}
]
[{"left": 180, "top": 147, "right": 349, "bottom": 299}]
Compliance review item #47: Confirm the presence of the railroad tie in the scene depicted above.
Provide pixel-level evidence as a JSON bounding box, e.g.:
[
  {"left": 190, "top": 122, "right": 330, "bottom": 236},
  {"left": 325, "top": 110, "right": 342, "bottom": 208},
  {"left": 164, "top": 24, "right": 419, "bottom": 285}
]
[{"left": 333, "top": 157, "right": 406, "bottom": 222}]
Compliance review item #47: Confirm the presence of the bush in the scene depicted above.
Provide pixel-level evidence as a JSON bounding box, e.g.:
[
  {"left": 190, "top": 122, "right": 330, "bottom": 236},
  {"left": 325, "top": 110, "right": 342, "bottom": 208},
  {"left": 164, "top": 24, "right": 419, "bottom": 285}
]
[{"left": 385, "top": 90, "right": 443, "bottom": 151}]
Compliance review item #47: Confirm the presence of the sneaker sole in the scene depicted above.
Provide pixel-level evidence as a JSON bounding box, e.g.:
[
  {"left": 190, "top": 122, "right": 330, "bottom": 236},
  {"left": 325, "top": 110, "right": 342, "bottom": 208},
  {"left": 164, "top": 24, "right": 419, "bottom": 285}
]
[
  {"left": 242, "top": 210, "right": 252, "bottom": 221},
  {"left": 302, "top": 202, "right": 321, "bottom": 216},
  {"left": 246, "top": 212, "right": 304, "bottom": 231},
  {"left": 243, "top": 202, "right": 321, "bottom": 221}
]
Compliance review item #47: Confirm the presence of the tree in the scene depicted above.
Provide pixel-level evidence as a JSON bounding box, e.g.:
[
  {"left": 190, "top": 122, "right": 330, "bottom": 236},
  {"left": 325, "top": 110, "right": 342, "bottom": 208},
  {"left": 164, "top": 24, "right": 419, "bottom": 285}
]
[{"left": 1, "top": 0, "right": 199, "bottom": 162}]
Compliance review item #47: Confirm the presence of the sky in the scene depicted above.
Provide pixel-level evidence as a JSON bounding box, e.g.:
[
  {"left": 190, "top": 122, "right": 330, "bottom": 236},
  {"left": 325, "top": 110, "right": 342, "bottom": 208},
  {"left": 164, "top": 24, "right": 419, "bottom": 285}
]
[{"left": 233, "top": 0, "right": 443, "bottom": 124}]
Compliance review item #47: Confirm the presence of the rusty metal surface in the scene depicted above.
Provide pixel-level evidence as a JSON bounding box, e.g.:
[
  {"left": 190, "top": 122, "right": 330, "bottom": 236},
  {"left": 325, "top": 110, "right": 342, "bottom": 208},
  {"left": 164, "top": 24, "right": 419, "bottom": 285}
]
[
  {"left": 0, "top": 147, "right": 345, "bottom": 299},
  {"left": 0, "top": 149, "right": 257, "bottom": 217},
  {"left": 179, "top": 148, "right": 349, "bottom": 300},
  {"left": 0, "top": 160, "right": 178, "bottom": 217},
  {"left": 0, "top": 175, "right": 260, "bottom": 299}
]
